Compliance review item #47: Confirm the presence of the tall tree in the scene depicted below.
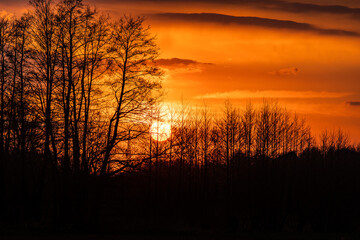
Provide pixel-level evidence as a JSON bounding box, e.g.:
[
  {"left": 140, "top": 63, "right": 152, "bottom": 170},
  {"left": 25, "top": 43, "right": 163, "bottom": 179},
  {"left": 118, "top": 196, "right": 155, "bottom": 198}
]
[
  {"left": 57, "top": 0, "right": 101, "bottom": 174},
  {"left": 0, "top": 15, "right": 10, "bottom": 157},
  {"left": 29, "top": 0, "right": 60, "bottom": 165},
  {"left": 242, "top": 102, "right": 256, "bottom": 167},
  {"left": 100, "top": 16, "right": 162, "bottom": 176}
]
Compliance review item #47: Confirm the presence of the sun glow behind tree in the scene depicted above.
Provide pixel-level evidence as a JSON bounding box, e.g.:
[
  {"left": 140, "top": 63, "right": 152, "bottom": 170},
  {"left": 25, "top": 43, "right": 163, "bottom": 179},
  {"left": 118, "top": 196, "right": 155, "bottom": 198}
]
[{"left": 150, "top": 121, "right": 171, "bottom": 141}]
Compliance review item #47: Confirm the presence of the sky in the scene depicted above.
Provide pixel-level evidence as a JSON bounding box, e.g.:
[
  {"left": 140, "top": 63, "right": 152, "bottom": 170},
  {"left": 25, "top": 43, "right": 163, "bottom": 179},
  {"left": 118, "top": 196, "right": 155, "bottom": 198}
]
[{"left": 2, "top": 0, "right": 360, "bottom": 143}]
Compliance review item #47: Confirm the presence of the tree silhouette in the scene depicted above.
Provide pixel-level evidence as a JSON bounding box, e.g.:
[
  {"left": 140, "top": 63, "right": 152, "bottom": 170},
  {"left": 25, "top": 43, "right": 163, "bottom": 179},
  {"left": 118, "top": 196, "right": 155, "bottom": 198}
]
[{"left": 99, "top": 16, "right": 162, "bottom": 176}]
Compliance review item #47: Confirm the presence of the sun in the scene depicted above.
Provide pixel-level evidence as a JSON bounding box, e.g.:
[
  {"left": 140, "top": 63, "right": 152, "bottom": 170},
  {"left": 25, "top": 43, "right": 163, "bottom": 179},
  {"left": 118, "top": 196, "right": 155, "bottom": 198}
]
[{"left": 150, "top": 121, "right": 171, "bottom": 141}]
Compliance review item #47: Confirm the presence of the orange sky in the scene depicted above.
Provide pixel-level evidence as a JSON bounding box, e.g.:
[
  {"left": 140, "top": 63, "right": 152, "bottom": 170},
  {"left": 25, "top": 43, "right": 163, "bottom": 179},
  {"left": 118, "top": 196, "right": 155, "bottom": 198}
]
[{"left": 3, "top": 0, "right": 360, "bottom": 143}]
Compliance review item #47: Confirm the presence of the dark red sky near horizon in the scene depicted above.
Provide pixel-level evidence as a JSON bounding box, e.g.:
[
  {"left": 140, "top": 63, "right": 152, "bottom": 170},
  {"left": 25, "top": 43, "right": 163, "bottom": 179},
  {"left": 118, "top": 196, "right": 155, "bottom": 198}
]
[{"left": 1, "top": 0, "right": 360, "bottom": 143}]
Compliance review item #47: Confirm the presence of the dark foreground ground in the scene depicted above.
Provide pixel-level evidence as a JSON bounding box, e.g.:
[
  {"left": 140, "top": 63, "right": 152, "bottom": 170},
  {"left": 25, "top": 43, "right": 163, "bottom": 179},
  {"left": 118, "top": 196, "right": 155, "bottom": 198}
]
[
  {"left": 1, "top": 232, "right": 360, "bottom": 240},
  {"left": 2, "top": 149, "right": 360, "bottom": 239}
]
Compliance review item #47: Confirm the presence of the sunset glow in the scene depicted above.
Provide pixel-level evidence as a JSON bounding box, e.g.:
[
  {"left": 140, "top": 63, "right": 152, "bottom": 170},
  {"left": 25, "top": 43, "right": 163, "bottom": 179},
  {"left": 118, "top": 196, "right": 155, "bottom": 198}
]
[
  {"left": 150, "top": 121, "right": 172, "bottom": 141},
  {"left": 3, "top": 0, "right": 360, "bottom": 236},
  {"left": 3, "top": 0, "right": 360, "bottom": 141}
]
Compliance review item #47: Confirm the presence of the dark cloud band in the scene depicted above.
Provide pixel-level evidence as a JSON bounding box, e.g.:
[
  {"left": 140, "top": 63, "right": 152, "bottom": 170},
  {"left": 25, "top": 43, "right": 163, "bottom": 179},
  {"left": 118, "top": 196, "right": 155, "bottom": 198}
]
[
  {"left": 149, "top": 13, "right": 359, "bottom": 37},
  {"left": 347, "top": 101, "right": 360, "bottom": 106},
  {"left": 5, "top": 0, "right": 360, "bottom": 20},
  {"left": 88, "top": 0, "right": 360, "bottom": 19}
]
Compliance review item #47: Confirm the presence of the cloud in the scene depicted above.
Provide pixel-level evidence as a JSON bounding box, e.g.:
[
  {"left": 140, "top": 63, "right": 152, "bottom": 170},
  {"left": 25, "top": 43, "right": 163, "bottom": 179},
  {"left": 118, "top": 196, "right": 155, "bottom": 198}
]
[
  {"left": 5, "top": 0, "right": 360, "bottom": 21},
  {"left": 154, "top": 58, "right": 214, "bottom": 69},
  {"left": 149, "top": 13, "right": 360, "bottom": 37},
  {"left": 95, "top": 0, "right": 360, "bottom": 19},
  {"left": 346, "top": 101, "right": 360, "bottom": 106},
  {"left": 195, "top": 90, "right": 351, "bottom": 99},
  {"left": 154, "top": 58, "right": 214, "bottom": 74},
  {"left": 269, "top": 67, "right": 299, "bottom": 76},
  {"left": 256, "top": 1, "right": 360, "bottom": 19}
]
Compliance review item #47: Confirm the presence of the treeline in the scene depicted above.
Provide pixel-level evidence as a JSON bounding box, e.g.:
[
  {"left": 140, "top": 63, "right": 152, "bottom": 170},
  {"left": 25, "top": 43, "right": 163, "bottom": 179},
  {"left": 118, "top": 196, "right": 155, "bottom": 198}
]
[
  {"left": 134, "top": 101, "right": 359, "bottom": 233},
  {"left": 142, "top": 99, "right": 354, "bottom": 185}
]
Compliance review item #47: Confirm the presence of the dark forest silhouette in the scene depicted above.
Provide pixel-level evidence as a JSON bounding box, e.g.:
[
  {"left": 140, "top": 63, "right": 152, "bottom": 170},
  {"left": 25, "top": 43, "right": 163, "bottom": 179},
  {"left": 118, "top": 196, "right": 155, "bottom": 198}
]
[{"left": 1, "top": 0, "right": 360, "bottom": 236}]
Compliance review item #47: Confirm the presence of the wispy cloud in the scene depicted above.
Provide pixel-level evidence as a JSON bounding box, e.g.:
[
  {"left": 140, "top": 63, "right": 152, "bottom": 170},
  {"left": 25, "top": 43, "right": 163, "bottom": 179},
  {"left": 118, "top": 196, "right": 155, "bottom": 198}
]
[
  {"left": 152, "top": 57, "right": 214, "bottom": 75},
  {"left": 195, "top": 90, "right": 351, "bottom": 99},
  {"left": 154, "top": 58, "right": 213, "bottom": 69},
  {"left": 149, "top": 13, "right": 360, "bottom": 37},
  {"left": 346, "top": 101, "right": 360, "bottom": 106},
  {"left": 269, "top": 67, "right": 299, "bottom": 76}
]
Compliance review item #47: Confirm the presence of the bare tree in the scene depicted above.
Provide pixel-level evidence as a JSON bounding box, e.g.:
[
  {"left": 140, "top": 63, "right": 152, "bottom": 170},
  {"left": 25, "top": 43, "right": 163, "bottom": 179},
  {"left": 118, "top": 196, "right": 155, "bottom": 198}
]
[
  {"left": 0, "top": 15, "right": 10, "bottom": 156},
  {"left": 335, "top": 128, "right": 350, "bottom": 150},
  {"left": 79, "top": 14, "right": 111, "bottom": 174},
  {"left": 56, "top": 0, "right": 109, "bottom": 174},
  {"left": 242, "top": 102, "right": 256, "bottom": 160},
  {"left": 29, "top": 0, "right": 60, "bottom": 165},
  {"left": 200, "top": 104, "right": 212, "bottom": 185},
  {"left": 255, "top": 100, "right": 270, "bottom": 157},
  {"left": 217, "top": 100, "right": 239, "bottom": 194},
  {"left": 100, "top": 16, "right": 162, "bottom": 176}
]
